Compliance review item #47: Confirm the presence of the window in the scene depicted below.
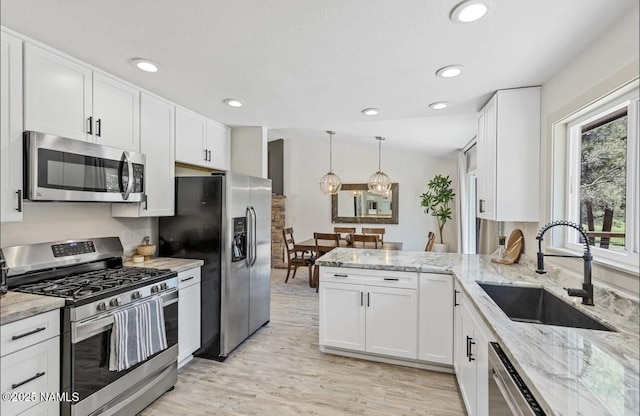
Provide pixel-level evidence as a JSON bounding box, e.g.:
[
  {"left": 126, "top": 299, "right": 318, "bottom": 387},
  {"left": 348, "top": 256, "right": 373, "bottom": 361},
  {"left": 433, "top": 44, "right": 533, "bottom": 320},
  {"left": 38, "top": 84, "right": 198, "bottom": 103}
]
[{"left": 561, "top": 84, "right": 639, "bottom": 270}]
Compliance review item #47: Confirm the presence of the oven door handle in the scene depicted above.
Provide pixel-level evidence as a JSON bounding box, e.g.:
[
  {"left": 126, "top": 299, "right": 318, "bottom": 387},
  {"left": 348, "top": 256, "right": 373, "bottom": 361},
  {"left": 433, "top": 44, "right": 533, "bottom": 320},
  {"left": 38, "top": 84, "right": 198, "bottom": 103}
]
[{"left": 72, "top": 290, "right": 177, "bottom": 343}]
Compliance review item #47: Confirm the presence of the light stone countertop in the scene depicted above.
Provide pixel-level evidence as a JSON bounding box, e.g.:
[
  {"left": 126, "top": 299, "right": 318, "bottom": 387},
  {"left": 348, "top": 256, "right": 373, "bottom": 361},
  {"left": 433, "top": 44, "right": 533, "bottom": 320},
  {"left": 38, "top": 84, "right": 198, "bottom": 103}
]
[
  {"left": 123, "top": 257, "right": 204, "bottom": 273},
  {"left": 0, "top": 291, "right": 65, "bottom": 325},
  {"left": 316, "top": 248, "right": 639, "bottom": 416}
]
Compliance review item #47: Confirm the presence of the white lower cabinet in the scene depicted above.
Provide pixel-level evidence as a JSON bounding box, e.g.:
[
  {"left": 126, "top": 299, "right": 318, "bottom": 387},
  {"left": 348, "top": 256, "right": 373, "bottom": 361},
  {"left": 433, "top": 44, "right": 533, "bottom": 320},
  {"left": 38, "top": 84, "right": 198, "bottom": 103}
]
[
  {"left": 177, "top": 267, "right": 202, "bottom": 368},
  {"left": 319, "top": 267, "right": 417, "bottom": 360},
  {"left": 0, "top": 310, "right": 61, "bottom": 416},
  {"left": 453, "top": 280, "right": 491, "bottom": 416},
  {"left": 418, "top": 273, "right": 453, "bottom": 365}
]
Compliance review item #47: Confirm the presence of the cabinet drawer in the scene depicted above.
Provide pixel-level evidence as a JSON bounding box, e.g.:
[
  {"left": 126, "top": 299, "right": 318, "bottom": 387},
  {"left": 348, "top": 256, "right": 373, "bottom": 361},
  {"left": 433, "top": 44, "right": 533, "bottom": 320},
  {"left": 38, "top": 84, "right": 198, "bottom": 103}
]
[
  {"left": 177, "top": 267, "right": 201, "bottom": 290},
  {"left": 321, "top": 267, "right": 417, "bottom": 289},
  {"left": 0, "top": 337, "right": 60, "bottom": 416},
  {"left": 1, "top": 310, "right": 60, "bottom": 357},
  {"left": 18, "top": 400, "right": 59, "bottom": 416}
]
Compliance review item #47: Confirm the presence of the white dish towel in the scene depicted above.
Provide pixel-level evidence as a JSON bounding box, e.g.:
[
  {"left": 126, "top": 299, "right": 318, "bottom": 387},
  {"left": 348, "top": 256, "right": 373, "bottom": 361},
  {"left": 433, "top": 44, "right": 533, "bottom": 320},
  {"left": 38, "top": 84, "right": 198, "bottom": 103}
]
[{"left": 109, "top": 297, "right": 168, "bottom": 372}]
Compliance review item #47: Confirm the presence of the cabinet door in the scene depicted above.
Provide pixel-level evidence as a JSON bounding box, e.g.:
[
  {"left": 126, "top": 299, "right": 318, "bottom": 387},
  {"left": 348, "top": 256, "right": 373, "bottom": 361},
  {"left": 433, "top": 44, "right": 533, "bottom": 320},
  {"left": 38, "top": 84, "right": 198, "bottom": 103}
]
[
  {"left": 92, "top": 72, "right": 140, "bottom": 151},
  {"left": 319, "top": 282, "right": 366, "bottom": 351},
  {"left": 477, "top": 95, "right": 496, "bottom": 220},
  {"left": 178, "top": 282, "right": 201, "bottom": 365},
  {"left": 175, "top": 107, "right": 207, "bottom": 167},
  {"left": 24, "top": 43, "right": 92, "bottom": 141},
  {"left": 365, "top": 286, "right": 417, "bottom": 359},
  {"left": 1, "top": 31, "right": 23, "bottom": 223},
  {"left": 474, "top": 330, "right": 490, "bottom": 416},
  {"left": 0, "top": 337, "right": 60, "bottom": 416},
  {"left": 206, "top": 119, "right": 230, "bottom": 170},
  {"left": 457, "top": 301, "right": 478, "bottom": 416},
  {"left": 418, "top": 273, "right": 453, "bottom": 364}
]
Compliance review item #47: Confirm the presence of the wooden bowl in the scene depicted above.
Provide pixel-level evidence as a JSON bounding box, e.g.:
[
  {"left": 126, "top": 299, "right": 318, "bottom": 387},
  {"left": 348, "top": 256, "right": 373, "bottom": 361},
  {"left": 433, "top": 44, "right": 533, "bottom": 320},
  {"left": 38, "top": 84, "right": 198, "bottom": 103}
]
[{"left": 136, "top": 244, "right": 156, "bottom": 260}]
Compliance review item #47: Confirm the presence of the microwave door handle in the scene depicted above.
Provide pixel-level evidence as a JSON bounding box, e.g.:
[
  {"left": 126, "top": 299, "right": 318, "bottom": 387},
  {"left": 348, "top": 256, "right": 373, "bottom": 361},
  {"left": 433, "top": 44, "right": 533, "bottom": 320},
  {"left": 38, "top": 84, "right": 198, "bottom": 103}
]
[{"left": 121, "top": 151, "right": 134, "bottom": 200}]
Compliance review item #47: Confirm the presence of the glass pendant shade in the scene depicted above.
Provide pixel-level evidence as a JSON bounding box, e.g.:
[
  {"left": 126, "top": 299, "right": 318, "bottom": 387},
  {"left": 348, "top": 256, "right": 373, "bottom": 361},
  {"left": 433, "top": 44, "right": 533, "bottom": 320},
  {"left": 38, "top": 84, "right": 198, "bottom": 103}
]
[
  {"left": 367, "top": 136, "right": 392, "bottom": 194},
  {"left": 320, "top": 171, "right": 342, "bottom": 194},
  {"left": 367, "top": 170, "right": 392, "bottom": 194},
  {"left": 319, "top": 131, "right": 342, "bottom": 194}
]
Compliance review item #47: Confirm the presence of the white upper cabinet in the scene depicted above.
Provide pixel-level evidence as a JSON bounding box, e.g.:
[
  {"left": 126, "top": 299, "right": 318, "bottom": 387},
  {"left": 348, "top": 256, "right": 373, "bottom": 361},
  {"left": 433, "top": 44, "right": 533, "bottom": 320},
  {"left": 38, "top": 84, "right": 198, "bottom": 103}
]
[
  {"left": 92, "top": 72, "right": 140, "bottom": 151},
  {"left": 24, "top": 43, "right": 140, "bottom": 151},
  {"left": 112, "top": 93, "right": 175, "bottom": 217},
  {"left": 206, "top": 119, "right": 231, "bottom": 171},
  {"left": 1, "top": 31, "right": 23, "bottom": 223},
  {"left": 476, "top": 87, "right": 541, "bottom": 222},
  {"left": 24, "top": 43, "right": 92, "bottom": 142},
  {"left": 175, "top": 107, "right": 207, "bottom": 167}
]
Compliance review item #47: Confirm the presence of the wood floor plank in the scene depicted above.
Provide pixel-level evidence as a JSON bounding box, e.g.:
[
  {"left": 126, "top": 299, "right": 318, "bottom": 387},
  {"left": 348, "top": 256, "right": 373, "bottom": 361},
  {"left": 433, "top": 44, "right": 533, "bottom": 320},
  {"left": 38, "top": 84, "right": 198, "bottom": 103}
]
[{"left": 139, "top": 269, "right": 466, "bottom": 415}]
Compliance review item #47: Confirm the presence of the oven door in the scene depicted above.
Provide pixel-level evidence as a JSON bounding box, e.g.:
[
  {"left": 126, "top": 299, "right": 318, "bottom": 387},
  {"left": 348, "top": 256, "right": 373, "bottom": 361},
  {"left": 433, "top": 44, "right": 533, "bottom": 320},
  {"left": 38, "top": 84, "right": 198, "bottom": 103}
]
[
  {"left": 25, "top": 131, "right": 145, "bottom": 202},
  {"left": 63, "top": 290, "right": 178, "bottom": 415}
]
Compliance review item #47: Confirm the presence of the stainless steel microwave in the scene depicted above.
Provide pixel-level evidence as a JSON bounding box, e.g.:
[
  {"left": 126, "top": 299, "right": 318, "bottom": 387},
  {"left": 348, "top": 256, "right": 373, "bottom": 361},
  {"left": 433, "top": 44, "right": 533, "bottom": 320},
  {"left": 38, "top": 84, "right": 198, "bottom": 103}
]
[{"left": 24, "top": 131, "right": 146, "bottom": 202}]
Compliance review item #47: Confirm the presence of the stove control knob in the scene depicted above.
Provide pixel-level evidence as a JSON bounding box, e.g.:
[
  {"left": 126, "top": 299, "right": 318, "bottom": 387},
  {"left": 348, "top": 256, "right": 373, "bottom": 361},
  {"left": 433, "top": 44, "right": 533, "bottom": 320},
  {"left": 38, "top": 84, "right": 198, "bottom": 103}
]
[
  {"left": 151, "top": 285, "right": 159, "bottom": 294},
  {"left": 109, "top": 298, "right": 121, "bottom": 307},
  {"left": 97, "top": 302, "right": 107, "bottom": 312},
  {"left": 131, "top": 291, "right": 142, "bottom": 300},
  {"left": 160, "top": 282, "right": 168, "bottom": 290}
]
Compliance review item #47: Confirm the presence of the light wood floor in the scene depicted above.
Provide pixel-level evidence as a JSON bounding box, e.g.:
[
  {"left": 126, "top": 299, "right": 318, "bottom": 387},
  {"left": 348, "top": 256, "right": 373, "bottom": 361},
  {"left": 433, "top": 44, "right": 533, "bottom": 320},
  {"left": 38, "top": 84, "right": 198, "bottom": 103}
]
[{"left": 140, "top": 269, "right": 466, "bottom": 415}]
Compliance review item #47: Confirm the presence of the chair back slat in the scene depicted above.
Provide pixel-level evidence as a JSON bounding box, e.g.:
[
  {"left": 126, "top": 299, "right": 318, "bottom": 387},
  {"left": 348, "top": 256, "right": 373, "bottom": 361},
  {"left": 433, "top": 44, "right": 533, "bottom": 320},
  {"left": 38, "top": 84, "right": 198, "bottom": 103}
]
[
  {"left": 352, "top": 234, "right": 379, "bottom": 249},
  {"left": 314, "top": 232, "right": 340, "bottom": 255},
  {"left": 362, "top": 227, "right": 385, "bottom": 243}
]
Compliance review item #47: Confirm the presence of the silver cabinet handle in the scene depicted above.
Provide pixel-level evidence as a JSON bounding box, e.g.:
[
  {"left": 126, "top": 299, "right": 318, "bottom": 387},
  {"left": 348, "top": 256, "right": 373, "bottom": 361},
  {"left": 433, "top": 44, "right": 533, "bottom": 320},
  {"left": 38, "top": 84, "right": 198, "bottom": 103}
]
[
  {"left": 383, "top": 278, "right": 399, "bottom": 281},
  {"left": 454, "top": 290, "right": 460, "bottom": 306},
  {"left": 479, "top": 199, "right": 485, "bottom": 213},
  {"left": 96, "top": 118, "right": 102, "bottom": 137},
  {"left": 203, "top": 149, "right": 208, "bottom": 161},
  {"left": 87, "top": 116, "right": 93, "bottom": 135},
  {"left": 180, "top": 276, "right": 194, "bottom": 283}
]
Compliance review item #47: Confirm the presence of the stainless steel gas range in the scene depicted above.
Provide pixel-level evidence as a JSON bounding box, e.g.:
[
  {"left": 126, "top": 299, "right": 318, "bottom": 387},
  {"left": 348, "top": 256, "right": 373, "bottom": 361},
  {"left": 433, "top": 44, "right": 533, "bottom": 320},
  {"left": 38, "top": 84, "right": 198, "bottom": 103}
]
[{"left": 2, "top": 237, "right": 178, "bottom": 416}]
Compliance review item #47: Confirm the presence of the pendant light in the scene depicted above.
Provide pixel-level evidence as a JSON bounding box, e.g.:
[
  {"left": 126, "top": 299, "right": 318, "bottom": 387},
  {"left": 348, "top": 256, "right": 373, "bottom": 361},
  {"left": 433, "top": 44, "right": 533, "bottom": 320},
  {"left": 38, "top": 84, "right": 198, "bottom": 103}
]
[
  {"left": 319, "top": 131, "right": 342, "bottom": 194},
  {"left": 367, "top": 136, "right": 392, "bottom": 195}
]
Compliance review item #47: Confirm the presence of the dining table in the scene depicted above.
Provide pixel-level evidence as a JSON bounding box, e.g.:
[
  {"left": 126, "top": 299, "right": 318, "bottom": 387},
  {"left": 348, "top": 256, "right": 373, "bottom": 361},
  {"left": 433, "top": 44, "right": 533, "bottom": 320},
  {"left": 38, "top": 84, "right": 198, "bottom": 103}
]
[{"left": 294, "top": 238, "right": 403, "bottom": 253}]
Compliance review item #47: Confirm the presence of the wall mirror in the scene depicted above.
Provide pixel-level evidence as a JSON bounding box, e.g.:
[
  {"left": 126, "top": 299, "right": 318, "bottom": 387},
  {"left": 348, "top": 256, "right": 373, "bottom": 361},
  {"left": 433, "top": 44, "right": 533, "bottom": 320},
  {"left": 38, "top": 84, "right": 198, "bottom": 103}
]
[{"left": 331, "top": 183, "right": 399, "bottom": 224}]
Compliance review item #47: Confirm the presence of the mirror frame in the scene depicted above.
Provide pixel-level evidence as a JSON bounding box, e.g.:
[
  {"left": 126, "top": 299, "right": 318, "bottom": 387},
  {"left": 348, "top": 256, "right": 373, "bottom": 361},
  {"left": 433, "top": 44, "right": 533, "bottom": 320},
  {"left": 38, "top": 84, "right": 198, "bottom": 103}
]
[{"left": 331, "top": 183, "right": 399, "bottom": 224}]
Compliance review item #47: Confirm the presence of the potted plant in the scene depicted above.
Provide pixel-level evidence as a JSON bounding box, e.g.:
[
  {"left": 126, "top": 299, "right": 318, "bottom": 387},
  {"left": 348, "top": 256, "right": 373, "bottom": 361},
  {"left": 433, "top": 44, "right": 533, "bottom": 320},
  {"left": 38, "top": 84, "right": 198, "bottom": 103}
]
[{"left": 419, "top": 174, "right": 455, "bottom": 252}]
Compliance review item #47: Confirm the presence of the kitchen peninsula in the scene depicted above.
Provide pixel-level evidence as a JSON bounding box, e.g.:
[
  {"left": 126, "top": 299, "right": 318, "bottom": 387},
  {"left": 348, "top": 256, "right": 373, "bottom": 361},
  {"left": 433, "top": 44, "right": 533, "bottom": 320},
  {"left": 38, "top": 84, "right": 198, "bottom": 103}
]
[{"left": 315, "top": 248, "right": 639, "bottom": 416}]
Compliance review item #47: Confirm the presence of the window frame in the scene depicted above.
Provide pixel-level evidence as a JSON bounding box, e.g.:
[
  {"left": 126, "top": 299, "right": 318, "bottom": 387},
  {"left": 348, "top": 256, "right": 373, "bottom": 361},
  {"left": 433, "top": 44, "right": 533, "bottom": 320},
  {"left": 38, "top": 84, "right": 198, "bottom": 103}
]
[{"left": 556, "top": 83, "right": 639, "bottom": 271}]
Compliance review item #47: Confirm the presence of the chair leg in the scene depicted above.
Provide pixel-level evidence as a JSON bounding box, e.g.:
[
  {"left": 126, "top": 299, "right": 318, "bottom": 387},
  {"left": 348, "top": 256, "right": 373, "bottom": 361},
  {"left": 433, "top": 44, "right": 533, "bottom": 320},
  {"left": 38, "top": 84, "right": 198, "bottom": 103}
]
[
  {"left": 292, "top": 266, "right": 298, "bottom": 280},
  {"left": 308, "top": 264, "right": 313, "bottom": 286},
  {"left": 312, "top": 265, "right": 319, "bottom": 289},
  {"left": 285, "top": 264, "right": 292, "bottom": 283}
]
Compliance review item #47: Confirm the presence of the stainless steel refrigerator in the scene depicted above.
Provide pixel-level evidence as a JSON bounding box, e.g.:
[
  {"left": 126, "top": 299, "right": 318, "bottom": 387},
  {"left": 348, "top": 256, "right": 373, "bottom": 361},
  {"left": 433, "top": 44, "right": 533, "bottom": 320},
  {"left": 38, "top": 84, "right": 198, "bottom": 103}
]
[{"left": 159, "top": 172, "right": 271, "bottom": 360}]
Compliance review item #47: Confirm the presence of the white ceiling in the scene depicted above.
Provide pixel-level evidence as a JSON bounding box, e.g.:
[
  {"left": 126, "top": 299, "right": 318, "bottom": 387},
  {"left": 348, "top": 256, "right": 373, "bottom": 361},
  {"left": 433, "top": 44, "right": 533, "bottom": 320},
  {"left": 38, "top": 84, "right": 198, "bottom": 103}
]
[{"left": 1, "top": 0, "right": 636, "bottom": 155}]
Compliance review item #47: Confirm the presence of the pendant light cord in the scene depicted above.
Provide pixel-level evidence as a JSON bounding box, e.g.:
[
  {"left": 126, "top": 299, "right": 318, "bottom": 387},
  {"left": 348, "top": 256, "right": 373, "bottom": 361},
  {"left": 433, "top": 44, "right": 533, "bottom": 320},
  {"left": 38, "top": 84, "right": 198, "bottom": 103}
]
[{"left": 378, "top": 137, "right": 382, "bottom": 171}]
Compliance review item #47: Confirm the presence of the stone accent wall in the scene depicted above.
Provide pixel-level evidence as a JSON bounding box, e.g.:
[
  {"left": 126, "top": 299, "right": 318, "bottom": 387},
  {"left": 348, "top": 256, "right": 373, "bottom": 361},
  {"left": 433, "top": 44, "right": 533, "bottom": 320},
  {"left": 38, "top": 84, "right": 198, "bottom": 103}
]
[{"left": 271, "top": 195, "right": 287, "bottom": 268}]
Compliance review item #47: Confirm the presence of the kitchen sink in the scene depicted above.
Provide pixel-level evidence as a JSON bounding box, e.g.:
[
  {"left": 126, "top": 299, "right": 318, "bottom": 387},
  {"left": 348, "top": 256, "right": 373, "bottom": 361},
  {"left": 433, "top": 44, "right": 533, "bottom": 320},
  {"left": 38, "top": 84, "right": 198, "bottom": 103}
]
[{"left": 476, "top": 282, "right": 614, "bottom": 332}]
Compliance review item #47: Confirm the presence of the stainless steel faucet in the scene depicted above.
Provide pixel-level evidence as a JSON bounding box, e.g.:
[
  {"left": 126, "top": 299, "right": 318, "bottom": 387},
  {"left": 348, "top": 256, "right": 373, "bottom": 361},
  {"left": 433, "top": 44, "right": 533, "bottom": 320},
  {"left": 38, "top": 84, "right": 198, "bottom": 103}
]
[{"left": 535, "top": 220, "right": 594, "bottom": 306}]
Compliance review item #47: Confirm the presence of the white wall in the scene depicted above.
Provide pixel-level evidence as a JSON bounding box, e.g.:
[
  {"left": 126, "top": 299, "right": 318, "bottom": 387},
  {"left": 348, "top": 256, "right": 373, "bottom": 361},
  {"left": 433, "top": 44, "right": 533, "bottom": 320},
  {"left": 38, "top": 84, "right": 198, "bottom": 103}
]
[
  {"left": 231, "top": 126, "right": 267, "bottom": 177},
  {"left": 1, "top": 202, "right": 156, "bottom": 255},
  {"left": 282, "top": 137, "right": 458, "bottom": 251},
  {"left": 509, "top": 5, "right": 640, "bottom": 296}
]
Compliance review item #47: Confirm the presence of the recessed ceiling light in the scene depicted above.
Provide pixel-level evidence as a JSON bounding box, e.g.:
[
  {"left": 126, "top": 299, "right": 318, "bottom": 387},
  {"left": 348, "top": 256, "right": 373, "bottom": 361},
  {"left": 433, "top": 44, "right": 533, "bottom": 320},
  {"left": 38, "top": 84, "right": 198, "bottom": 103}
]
[
  {"left": 131, "top": 58, "right": 159, "bottom": 73},
  {"left": 429, "top": 102, "right": 449, "bottom": 110},
  {"left": 223, "top": 98, "right": 244, "bottom": 108},
  {"left": 361, "top": 108, "right": 380, "bottom": 116},
  {"left": 451, "top": 1, "right": 489, "bottom": 23},
  {"left": 436, "top": 65, "right": 464, "bottom": 78}
]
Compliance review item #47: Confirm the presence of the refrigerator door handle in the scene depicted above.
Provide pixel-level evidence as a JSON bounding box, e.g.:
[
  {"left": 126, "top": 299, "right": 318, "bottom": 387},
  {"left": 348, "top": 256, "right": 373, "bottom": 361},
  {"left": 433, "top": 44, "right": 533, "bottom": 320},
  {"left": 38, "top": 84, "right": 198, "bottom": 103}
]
[
  {"left": 250, "top": 206, "right": 258, "bottom": 266},
  {"left": 245, "top": 206, "right": 252, "bottom": 267}
]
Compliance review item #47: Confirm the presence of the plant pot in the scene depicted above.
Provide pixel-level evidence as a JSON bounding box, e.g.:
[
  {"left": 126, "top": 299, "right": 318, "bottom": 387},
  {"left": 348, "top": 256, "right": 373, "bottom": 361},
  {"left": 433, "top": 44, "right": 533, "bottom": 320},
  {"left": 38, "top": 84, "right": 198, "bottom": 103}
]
[{"left": 432, "top": 243, "right": 449, "bottom": 253}]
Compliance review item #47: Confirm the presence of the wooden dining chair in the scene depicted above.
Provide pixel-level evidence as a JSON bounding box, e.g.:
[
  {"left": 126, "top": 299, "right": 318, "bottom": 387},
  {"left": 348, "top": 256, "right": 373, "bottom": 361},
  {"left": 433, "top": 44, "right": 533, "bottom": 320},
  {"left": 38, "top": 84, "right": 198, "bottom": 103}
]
[
  {"left": 282, "top": 227, "right": 314, "bottom": 286},
  {"left": 362, "top": 227, "right": 385, "bottom": 243},
  {"left": 333, "top": 227, "right": 356, "bottom": 240},
  {"left": 313, "top": 232, "right": 340, "bottom": 292},
  {"left": 352, "top": 234, "right": 379, "bottom": 249},
  {"left": 425, "top": 231, "right": 436, "bottom": 252}
]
